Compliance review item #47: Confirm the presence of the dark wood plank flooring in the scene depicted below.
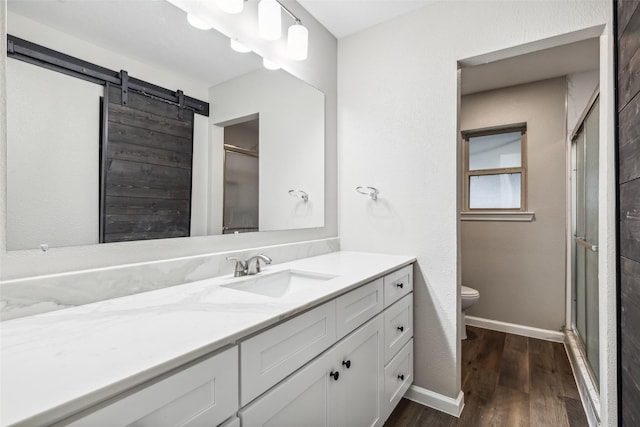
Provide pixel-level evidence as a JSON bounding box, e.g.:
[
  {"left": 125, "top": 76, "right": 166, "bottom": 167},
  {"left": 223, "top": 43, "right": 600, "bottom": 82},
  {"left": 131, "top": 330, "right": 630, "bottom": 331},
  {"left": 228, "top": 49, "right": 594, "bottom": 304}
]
[{"left": 384, "top": 326, "right": 588, "bottom": 427}]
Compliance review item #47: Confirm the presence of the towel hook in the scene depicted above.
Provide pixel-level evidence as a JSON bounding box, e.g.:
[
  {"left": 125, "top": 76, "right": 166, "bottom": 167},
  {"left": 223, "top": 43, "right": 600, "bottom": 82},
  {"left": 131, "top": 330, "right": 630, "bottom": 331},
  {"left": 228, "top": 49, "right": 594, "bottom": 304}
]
[
  {"left": 356, "top": 186, "right": 379, "bottom": 200},
  {"left": 288, "top": 189, "right": 309, "bottom": 202}
]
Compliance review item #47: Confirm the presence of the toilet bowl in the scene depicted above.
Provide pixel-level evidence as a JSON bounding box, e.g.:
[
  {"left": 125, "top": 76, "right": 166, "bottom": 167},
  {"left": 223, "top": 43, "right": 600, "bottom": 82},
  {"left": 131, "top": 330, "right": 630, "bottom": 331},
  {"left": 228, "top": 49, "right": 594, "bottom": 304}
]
[{"left": 461, "top": 286, "right": 480, "bottom": 340}]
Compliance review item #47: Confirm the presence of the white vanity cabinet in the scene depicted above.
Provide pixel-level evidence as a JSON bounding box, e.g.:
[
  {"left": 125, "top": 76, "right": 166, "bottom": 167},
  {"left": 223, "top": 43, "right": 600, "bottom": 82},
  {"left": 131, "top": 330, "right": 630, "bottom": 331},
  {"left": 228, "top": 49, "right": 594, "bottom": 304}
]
[
  {"left": 66, "top": 346, "right": 239, "bottom": 427},
  {"left": 51, "top": 262, "right": 413, "bottom": 427},
  {"left": 239, "top": 263, "right": 413, "bottom": 427},
  {"left": 239, "top": 316, "right": 384, "bottom": 427}
]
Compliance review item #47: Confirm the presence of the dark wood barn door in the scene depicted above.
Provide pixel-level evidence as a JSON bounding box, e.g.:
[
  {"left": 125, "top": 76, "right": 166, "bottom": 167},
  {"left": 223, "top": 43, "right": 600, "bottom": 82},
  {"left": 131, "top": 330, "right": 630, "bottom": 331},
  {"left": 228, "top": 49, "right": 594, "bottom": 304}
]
[
  {"left": 100, "top": 84, "right": 194, "bottom": 242},
  {"left": 617, "top": 0, "right": 640, "bottom": 425}
]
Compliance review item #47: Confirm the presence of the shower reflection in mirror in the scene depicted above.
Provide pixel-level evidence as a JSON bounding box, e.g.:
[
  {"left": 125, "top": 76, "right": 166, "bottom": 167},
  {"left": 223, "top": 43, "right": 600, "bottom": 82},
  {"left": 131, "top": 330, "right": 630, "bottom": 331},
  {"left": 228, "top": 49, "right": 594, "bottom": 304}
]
[{"left": 222, "top": 117, "right": 259, "bottom": 234}]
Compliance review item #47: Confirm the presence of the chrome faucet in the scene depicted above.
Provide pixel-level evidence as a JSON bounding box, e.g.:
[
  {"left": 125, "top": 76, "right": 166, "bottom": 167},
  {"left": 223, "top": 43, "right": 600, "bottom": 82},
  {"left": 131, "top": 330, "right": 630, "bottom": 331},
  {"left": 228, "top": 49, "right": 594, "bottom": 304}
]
[
  {"left": 246, "top": 254, "right": 272, "bottom": 275},
  {"left": 226, "top": 254, "right": 272, "bottom": 277},
  {"left": 226, "top": 256, "right": 247, "bottom": 277}
]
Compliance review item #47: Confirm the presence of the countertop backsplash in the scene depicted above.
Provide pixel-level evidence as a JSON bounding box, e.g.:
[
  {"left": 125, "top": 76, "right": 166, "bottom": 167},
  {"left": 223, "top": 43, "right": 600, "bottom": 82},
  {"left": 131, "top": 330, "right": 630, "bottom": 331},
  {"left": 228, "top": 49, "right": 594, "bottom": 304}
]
[{"left": 0, "top": 237, "right": 340, "bottom": 321}]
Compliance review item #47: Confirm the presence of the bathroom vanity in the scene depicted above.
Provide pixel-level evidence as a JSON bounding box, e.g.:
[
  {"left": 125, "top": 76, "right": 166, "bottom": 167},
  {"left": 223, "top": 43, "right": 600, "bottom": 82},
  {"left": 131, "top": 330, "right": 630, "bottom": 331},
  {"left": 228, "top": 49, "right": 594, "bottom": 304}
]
[{"left": 0, "top": 252, "right": 415, "bottom": 426}]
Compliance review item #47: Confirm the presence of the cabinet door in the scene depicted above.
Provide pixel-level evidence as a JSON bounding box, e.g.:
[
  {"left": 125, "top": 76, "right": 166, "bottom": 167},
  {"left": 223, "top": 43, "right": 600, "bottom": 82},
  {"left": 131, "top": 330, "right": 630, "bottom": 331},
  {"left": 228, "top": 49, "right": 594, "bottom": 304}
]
[
  {"left": 329, "top": 316, "right": 384, "bottom": 427},
  {"left": 239, "top": 350, "right": 334, "bottom": 427},
  {"left": 67, "top": 347, "right": 238, "bottom": 427}
]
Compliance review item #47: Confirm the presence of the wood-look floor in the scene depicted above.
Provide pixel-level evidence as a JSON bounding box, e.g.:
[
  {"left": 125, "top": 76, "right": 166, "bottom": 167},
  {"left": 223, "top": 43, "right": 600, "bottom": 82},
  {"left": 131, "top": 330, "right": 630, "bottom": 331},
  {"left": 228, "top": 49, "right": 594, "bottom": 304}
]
[{"left": 384, "top": 326, "right": 588, "bottom": 427}]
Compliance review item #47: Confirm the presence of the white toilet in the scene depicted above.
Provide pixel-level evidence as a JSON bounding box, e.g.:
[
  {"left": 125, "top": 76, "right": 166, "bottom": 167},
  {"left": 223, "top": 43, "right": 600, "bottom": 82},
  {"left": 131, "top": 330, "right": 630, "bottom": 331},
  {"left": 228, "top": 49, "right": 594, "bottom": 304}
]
[{"left": 461, "top": 286, "right": 480, "bottom": 340}]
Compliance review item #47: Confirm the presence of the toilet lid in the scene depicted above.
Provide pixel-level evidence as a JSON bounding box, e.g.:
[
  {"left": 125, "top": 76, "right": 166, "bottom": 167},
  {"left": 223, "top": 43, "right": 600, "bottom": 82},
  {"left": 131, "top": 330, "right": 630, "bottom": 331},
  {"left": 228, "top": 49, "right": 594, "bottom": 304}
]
[{"left": 461, "top": 286, "right": 479, "bottom": 298}]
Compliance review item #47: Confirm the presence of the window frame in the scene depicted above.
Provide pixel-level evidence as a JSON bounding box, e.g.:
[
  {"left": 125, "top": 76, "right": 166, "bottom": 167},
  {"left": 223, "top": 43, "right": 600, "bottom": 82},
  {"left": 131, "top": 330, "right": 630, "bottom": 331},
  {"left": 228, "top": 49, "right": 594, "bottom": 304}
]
[{"left": 462, "top": 124, "right": 528, "bottom": 212}]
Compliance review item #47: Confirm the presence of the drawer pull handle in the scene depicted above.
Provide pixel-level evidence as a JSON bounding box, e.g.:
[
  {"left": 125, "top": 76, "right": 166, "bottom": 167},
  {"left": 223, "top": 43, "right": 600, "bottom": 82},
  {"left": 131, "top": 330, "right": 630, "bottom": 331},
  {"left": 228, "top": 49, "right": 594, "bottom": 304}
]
[
  {"left": 398, "top": 374, "right": 405, "bottom": 381},
  {"left": 342, "top": 360, "right": 352, "bottom": 369},
  {"left": 397, "top": 326, "right": 404, "bottom": 332},
  {"left": 396, "top": 282, "right": 404, "bottom": 289},
  {"left": 329, "top": 371, "right": 340, "bottom": 381}
]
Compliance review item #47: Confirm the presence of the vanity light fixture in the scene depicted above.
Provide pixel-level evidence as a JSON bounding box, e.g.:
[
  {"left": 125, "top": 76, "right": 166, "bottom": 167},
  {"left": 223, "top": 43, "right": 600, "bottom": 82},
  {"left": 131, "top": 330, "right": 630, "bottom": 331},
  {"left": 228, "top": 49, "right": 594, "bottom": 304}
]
[
  {"left": 186, "top": 13, "right": 213, "bottom": 30},
  {"left": 258, "top": 0, "right": 281, "bottom": 40},
  {"left": 263, "top": 58, "right": 280, "bottom": 70},
  {"left": 217, "top": 0, "right": 243, "bottom": 14},
  {"left": 287, "top": 21, "right": 308, "bottom": 60},
  {"left": 230, "top": 38, "right": 251, "bottom": 53}
]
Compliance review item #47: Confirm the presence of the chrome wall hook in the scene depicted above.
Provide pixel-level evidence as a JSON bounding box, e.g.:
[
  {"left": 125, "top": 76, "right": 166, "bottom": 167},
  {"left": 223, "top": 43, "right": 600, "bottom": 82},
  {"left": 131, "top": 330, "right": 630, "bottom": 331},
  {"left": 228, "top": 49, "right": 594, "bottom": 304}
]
[
  {"left": 356, "top": 186, "right": 379, "bottom": 200},
  {"left": 288, "top": 189, "right": 309, "bottom": 202}
]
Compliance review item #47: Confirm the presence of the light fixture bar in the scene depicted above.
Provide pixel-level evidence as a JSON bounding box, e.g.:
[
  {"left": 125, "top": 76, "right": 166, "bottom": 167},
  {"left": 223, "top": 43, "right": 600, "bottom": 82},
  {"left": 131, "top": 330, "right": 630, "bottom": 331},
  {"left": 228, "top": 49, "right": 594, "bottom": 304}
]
[{"left": 274, "top": 0, "right": 302, "bottom": 24}]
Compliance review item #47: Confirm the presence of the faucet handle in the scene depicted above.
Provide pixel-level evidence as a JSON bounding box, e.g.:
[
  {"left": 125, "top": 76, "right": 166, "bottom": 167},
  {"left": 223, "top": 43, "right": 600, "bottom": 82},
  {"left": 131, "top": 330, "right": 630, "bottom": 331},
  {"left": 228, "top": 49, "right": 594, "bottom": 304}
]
[
  {"left": 247, "top": 254, "right": 272, "bottom": 275},
  {"left": 226, "top": 256, "right": 247, "bottom": 277}
]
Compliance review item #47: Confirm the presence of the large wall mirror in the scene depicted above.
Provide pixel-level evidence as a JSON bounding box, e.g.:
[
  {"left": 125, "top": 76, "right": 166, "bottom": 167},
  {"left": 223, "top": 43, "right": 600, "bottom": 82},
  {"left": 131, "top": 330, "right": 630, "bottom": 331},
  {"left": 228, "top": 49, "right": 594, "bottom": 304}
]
[{"left": 5, "top": 0, "right": 325, "bottom": 251}]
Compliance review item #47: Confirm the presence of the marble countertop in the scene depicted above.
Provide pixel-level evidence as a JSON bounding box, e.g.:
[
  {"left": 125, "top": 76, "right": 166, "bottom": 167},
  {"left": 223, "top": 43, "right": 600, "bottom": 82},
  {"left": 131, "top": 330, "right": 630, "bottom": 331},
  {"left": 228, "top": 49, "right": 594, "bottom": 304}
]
[{"left": 0, "top": 251, "right": 415, "bottom": 426}]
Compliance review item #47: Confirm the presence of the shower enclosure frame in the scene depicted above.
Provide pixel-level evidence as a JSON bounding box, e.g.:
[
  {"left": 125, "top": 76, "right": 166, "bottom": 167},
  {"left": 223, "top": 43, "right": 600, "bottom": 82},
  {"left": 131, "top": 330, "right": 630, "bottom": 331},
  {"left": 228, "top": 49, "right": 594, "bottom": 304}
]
[{"left": 566, "top": 88, "right": 602, "bottom": 423}]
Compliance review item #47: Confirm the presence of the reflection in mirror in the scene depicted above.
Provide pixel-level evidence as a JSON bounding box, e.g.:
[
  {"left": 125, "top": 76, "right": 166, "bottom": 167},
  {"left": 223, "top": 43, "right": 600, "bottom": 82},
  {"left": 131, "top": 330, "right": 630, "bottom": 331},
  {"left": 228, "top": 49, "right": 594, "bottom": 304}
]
[
  {"left": 5, "top": 0, "right": 325, "bottom": 251},
  {"left": 223, "top": 118, "right": 260, "bottom": 234}
]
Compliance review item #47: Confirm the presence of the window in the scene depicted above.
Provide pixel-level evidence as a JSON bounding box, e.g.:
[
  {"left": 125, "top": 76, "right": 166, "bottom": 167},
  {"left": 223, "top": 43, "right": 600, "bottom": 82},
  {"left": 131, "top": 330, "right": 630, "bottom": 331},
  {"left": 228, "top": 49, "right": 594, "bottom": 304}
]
[{"left": 462, "top": 125, "right": 527, "bottom": 211}]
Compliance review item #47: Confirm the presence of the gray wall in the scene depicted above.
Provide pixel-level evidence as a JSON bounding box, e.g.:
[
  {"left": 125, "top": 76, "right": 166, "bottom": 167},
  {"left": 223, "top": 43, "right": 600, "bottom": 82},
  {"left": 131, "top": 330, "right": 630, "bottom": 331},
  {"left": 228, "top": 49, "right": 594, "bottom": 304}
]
[{"left": 461, "top": 77, "right": 567, "bottom": 331}]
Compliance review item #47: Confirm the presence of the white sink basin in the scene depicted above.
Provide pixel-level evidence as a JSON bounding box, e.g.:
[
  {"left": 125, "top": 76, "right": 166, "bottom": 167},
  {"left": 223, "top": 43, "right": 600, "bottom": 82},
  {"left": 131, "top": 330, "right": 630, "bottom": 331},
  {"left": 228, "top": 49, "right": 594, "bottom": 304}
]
[{"left": 222, "top": 270, "right": 337, "bottom": 298}]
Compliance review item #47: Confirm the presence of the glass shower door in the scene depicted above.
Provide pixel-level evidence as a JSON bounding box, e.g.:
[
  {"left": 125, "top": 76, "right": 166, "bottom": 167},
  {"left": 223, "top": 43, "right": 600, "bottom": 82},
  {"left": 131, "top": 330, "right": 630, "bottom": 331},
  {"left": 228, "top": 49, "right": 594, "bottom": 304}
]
[{"left": 573, "top": 97, "right": 600, "bottom": 384}]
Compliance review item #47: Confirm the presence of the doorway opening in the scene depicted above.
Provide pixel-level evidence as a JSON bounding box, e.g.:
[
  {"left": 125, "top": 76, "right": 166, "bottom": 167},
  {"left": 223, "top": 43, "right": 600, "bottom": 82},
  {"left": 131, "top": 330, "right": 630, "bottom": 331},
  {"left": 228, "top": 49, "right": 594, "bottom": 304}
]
[
  {"left": 457, "top": 34, "right": 602, "bottom": 423},
  {"left": 222, "top": 117, "right": 259, "bottom": 234}
]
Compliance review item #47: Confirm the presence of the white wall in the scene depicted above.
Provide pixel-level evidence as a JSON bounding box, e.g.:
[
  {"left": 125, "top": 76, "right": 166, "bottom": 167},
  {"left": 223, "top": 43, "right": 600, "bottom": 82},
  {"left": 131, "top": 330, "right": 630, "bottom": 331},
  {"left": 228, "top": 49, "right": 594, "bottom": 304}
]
[
  {"left": 190, "top": 114, "right": 211, "bottom": 237},
  {"left": 337, "top": 1, "right": 613, "bottom": 423},
  {"left": 6, "top": 59, "right": 102, "bottom": 250},
  {"left": 0, "top": 0, "right": 338, "bottom": 280},
  {"left": 567, "top": 70, "right": 600, "bottom": 138},
  {"left": 209, "top": 68, "right": 325, "bottom": 232}
]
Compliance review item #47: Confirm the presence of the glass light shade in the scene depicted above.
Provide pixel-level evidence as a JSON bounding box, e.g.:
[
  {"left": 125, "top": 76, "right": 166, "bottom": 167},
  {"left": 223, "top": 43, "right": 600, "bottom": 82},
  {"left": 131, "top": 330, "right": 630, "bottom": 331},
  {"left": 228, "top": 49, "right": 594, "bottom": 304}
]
[
  {"left": 258, "top": 0, "right": 281, "bottom": 40},
  {"left": 263, "top": 58, "right": 280, "bottom": 70},
  {"left": 287, "top": 23, "right": 308, "bottom": 60},
  {"left": 187, "top": 13, "right": 213, "bottom": 30},
  {"left": 230, "top": 39, "right": 251, "bottom": 53},
  {"left": 217, "top": 0, "right": 243, "bottom": 14}
]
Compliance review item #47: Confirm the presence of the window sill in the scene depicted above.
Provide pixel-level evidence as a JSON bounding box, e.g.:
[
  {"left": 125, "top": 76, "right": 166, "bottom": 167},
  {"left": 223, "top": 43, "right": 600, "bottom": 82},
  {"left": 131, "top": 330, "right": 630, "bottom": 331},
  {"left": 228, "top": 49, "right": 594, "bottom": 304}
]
[{"left": 460, "top": 211, "right": 535, "bottom": 222}]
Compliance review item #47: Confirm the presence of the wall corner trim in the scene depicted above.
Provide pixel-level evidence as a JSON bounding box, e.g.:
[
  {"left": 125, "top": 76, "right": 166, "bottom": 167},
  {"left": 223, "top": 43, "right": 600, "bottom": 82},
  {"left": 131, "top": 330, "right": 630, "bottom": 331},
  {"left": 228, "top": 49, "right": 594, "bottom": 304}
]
[
  {"left": 404, "top": 386, "right": 465, "bottom": 417},
  {"left": 466, "top": 315, "right": 565, "bottom": 342}
]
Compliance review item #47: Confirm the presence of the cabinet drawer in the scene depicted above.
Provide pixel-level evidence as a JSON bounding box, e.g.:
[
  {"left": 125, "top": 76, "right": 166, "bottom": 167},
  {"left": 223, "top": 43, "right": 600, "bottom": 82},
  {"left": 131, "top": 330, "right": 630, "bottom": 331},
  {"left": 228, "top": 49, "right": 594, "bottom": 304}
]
[
  {"left": 240, "top": 301, "right": 337, "bottom": 406},
  {"left": 336, "top": 278, "right": 383, "bottom": 339},
  {"left": 68, "top": 347, "right": 239, "bottom": 427},
  {"left": 384, "top": 293, "right": 413, "bottom": 364},
  {"left": 383, "top": 265, "right": 413, "bottom": 307},
  {"left": 383, "top": 339, "right": 413, "bottom": 420}
]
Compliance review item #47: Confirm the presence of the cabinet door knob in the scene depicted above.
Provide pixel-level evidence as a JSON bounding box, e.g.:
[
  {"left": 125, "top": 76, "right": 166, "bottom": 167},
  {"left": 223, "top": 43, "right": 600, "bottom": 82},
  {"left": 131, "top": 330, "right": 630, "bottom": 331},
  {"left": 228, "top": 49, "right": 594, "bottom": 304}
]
[
  {"left": 329, "top": 371, "right": 340, "bottom": 381},
  {"left": 397, "top": 326, "right": 404, "bottom": 332},
  {"left": 342, "top": 360, "right": 351, "bottom": 369},
  {"left": 396, "top": 282, "right": 404, "bottom": 288},
  {"left": 398, "top": 374, "right": 405, "bottom": 381}
]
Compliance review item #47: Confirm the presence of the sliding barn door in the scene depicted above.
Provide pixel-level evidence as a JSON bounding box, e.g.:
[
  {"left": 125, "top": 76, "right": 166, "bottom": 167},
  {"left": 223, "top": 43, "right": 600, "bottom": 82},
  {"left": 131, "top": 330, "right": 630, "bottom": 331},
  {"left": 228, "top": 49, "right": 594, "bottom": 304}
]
[{"left": 100, "top": 85, "right": 194, "bottom": 242}]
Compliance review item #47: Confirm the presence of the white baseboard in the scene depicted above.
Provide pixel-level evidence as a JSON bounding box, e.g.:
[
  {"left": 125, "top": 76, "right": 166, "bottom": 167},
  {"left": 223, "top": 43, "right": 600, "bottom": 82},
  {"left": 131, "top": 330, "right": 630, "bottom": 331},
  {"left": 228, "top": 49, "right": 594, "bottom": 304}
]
[
  {"left": 404, "top": 385, "right": 465, "bottom": 417},
  {"left": 466, "top": 316, "right": 564, "bottom": 343}
]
